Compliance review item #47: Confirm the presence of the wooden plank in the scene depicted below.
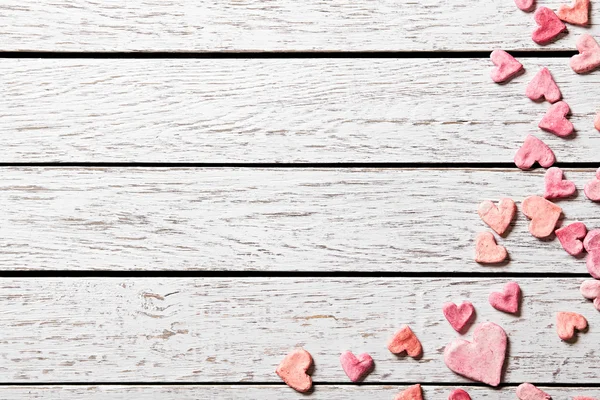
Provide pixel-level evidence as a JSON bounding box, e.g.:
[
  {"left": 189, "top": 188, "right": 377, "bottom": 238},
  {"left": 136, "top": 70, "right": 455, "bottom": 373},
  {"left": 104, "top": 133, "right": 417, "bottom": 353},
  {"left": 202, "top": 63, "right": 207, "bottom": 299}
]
[
  {"left": 0, "top": 278, "right": 596, "bottom": 383},
  {"left": 0, "top": 385, "right": 597, "bottom": 399},
  {"left": 0, "top": 167, "right": 597, "bottom": 272},
  {"left": 0, "top": 1, "right": 597, "bottom": 51},
  {"left": 1, "top": 58, "right": 599, "bottom": 163}
]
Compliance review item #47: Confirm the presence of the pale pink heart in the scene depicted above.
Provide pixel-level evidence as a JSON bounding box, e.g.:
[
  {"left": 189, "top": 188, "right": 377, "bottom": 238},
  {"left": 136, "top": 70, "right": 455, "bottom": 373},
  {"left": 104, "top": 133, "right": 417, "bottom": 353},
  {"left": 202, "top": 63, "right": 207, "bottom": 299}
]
[
  {"left": 556, "top": 222, "right": 587, "bottom": 256},
  {"left": 526, "top": 67, "right": 562, "bottom": 103},
  {"left": 586, "top": 251, "right": 600, "bottom": 279},
  {"left": 276, "top": 348, "right": 313, "bottom": 393},
  {"left": 571, "top": 34, "right": 600, "bottom": 73},
  {"left": 544, "top": 167, "right": 576, "bottom": 199},
  {"left": 443, "top": 301, "right": 475, "bottom": 332},
  {"left": 514, "top": 135, "right": 556, "bottom": 170},
  {"left": 558, "top": 0, "right": 590, "bottom": 25},
  {"left": 584, "top": 168, "right": 600, "bottom": 201},
  {"left": 556, "top": 311, "right": 587, "bottom": 340},
  {"left": 532, "top": 7, "right": 568, "bottom": 45},
  {"left": 490, "top": 50, "right": 524, "bottom": 83},
  {"left": 580, "top": 279, "right": 600, "bottom": 310},
  {"left": 475, "top": 232, "right": 507, "bottom": 264},
  {"left": 448, "top": 388, "right": 472, "bottom": 400},
  {"left": 522, "top": 196, "right": 562, "bottom": 238},
  {"left": 514, "top": 0, "right": 535, "bottom": 11},
  {"left": 394, "top": 384, "right": 423, "bottom": 400},
  {"left": 584, "top": 229, "right": 600, "bottom": 252},
  {"left": 489, "top": 282, "right": 521, "bottom": 314},
  {"left": 478, "top": 198, "right": 516, "bottom": 236},
  {"left": 539, "top": 101, "right": 574, "bottom": 137},
  {"left": 339, "top": 351, "right": 374, "bottom": 382},
  {"left": 444, "top": 322, "right": 507, "bottom": 386},
  {"left": 516, "top": 383, "right": 551, "bottom": 400}
]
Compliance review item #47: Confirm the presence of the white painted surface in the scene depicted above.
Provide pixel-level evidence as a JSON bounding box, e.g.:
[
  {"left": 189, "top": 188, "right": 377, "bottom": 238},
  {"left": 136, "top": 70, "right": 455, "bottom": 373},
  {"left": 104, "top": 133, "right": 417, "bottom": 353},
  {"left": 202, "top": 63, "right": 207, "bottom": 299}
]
[
  {"left": 1, "top": 58, "right": 599, "bottom": 163},
  {"left": 0, "top": 0, "right": 597, "bottom": 51}
]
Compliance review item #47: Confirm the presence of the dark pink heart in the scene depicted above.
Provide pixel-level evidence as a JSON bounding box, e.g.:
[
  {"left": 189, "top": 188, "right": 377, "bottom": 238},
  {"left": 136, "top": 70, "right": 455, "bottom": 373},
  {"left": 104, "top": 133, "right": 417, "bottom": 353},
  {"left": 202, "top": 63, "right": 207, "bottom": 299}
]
[
  {"left": 340, "top": 351, "right": 374, "bottom": 382},
  {"left": 443, "top": 302, "right": 475, "bottom": 332},
  {"left": 448, "top": 388, "right": 472, "bottom": 400},
  {"left": 489, "top": 282, "right": 521, "bottom": 314},
  {"left": 532, "top": 7, "right": 567, "bottom": 45},
  {"left": 556, "top": 222, "right": 587, "bottom": 256}
]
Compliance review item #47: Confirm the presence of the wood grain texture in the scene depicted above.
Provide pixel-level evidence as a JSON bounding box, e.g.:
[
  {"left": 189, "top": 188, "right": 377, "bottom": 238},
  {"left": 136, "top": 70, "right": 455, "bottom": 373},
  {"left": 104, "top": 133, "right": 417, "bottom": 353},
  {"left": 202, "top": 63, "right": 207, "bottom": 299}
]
[
  {"left": 0, "top": 385, "right": 597, "bottom": 399},
  {"left": 2, "top": 58, "right": 600, "bottom": 163},
  {"left": 0, "top": 278, "right": 596, "bottom": 383},
  {"left": 0, "top": 167, "right": 598, "bottom": 272},
  {"left": 0, "top": 0, "right": 597, "bottom": 51}
]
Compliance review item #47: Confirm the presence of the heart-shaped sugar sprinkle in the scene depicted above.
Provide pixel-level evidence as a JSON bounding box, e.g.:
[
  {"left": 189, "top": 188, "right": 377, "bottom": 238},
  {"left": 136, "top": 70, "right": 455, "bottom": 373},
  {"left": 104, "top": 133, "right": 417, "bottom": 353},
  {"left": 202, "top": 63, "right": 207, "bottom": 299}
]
[
  {"left": 556, "top": 311, "right": 587, "bottom": 340},
  {"left": 584, "top": 168, "right": 600, "bottom": 201},
  {"left": 475, "top": 232, "right": 507, "bottom": 264},
  {"left": 514, "top": 0, "right": 535, "bottom": 11},
  {"left": 586, "top": 251, "right": 600, "bottom": 279},
  {"left": 489, "top": 281, "right": 521, "bottom": 314},
  {"left": 558, "top": 0, "right": 590, "bottom": 25},
  {"left": 584, "top": 229, "right": 600, "bottom": 252},
  {"left": 580, "top": 280, "right": 600, "bottom": 310},
  {"left": 478, "top": 198, "right": 516, "bottom": 236},
  {"left": 443, "top": 301, "right": 475, "bottom": 332},
  {"left": 394, "top": 384, "right": 423, "bottom": 400},
  {"left": 532, "top": 7, "right": 568, "bottom": 45},
  {"left": 539, "top": 101, "right": 574, "bottom": 137},
  {"left": 522, "top": 195, "right": 562, "bottom": 238},
  {"left": 448, "top": 388, "right": 472, "bottom": 400},
  {"left": 571, "top": 34, "right": 600, "bottom": 74},
  {"left": 340, "top": 351, "right": 374, "bottom": 382},
  {"left": 388, "top": 325, "right": 422, "bottom": 357},
  {"left": 275, "top": 348, "right": 313, "bottom": 392},
  {"left": 516, "top": 383, "right": 552, "bottom": 400},
  {"left": 490, "top": 50, "right": 524, "bottom": 83},
  {"left": 514, "top": 135, "right": 556, "bottom": 170},
  {"left": 556, "top": 222, "right": 587, "bottom": 256},
  {"left": 526, "top": 68, "right": 562, "bottom": 103},
  {"left": 544, "top": 167, "right": 576, "bottom": 199}
]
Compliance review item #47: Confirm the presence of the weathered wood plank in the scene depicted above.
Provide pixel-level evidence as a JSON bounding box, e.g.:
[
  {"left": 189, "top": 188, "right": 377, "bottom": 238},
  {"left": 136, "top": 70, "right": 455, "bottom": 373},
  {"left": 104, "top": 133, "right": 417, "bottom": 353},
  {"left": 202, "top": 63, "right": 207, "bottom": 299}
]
[
  {"left": 1, "top": 58, "right": 599, "bottom": 163},
  {"left": 0, "top": 385, "right": 597, "bottom": 399},
  {"left": 0, "top": 0, "right": 597, "bottom": 51},
  {"left": 0, "top": 278, "right": 596, "bottom": 383},
  {"left": 0, "top": 168, "right": 598, "bottom": 272}
]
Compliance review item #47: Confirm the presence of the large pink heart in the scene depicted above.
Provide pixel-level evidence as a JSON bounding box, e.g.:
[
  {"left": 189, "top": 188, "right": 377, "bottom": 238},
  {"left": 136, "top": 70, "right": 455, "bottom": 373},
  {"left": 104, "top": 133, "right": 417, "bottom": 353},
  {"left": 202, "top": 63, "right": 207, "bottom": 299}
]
[{"left": 444, "top": 322, "right": 507, "bottom": 386}]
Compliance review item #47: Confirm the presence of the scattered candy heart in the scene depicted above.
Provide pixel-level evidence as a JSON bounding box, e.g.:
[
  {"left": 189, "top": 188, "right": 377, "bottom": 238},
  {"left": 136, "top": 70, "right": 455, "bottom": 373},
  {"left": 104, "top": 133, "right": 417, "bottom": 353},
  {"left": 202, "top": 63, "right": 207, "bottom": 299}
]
[
  {"left": 532, "top": 7, "right": 568, "bottom": 45},
  {"left": 595, "top": 111, "right": 600, "bottom": 131},
  {"left": 556, "top": 222, "right": 587, "bottom": 256},
  {"left": 516, "top": 382, "right": 552, "bottom": 400},
  {"left": 514, "top": 0, "right": 535, "bottom": 11},
  {"left": 444, "top": 322, "right": 507, "bottom": 386},
  {"left": 539, "top": 101, "right": 574, "bottom": 137},
  {"left": 443, "top": 301, "right": 475, "bottom": 332},
  {"left": 478, "top": 198, "right": 516, "bottom": 236},
  {"left": 580, "top": 280, "right": 600, "bottom": 310},
  {"left": 448, "top": 388, "right": 472, "bottom": 400},
  {"left": 491, "top": 50, "right": 524, "bottom": 83},
  {"left": 584, "top": 229, "right": 600, "bottom": 252},
  {"left": 388, "top": 325, "right": 423, "bottom": 357},
  {"left": 584, "top": 168, "right": 600, "bottom": 201},
  {"left": 586, "top": 251, "right": 600, "bottom": 279},
  {"left": 489, "top": 281, "right": 521, "bottom": 314},
  {"left": 522, "top": 196, "right": 562, "bottom": 238},
  {"left": 339, "top": 351, "right": 374, "bottom": 382},
  {"left": 475, "top": 232, "right": 508, "bottom": 264},
  {"left": 276, "top": 348, "right": 313, "bottom": 392},
  {"left": 544, "top": 167, "right": 576, "bottom": 199},
  {"left": 526, "top": 68, "right": 562, "bottom": 103},
  {"left": 557, "top": 0, "right": 590, "bottom": 26},
  {"left": 394, "top": 384, "right": 423, "bottom": 400},
  {"left": 570, "top": 34, "right": 600, "bottom": 73},
  {"left": 556, "top": 311, "right": 588, "bottom": 340},
  {"left": 514, "top": 135, "right": 556, "bottom": 170}
]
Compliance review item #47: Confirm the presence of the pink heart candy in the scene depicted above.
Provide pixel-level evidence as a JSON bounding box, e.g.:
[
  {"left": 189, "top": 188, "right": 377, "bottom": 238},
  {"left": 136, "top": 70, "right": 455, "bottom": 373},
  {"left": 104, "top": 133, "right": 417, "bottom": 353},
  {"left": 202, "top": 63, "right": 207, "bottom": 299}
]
[
  {"left": 340, "top": 351, "right": 374, "bottom": 382},
  {"left": 539, "top": 101, "right": 574, "bottom": 137},
  {"left": 516, "top": 383, "right": 551, "bottom": 400},
  {"left": 514, "top": 135, "right": 556, "bottom": 170},
  {"left": 394, "top": 384, "right": 423, "bottom": 400},
  {"left": 544, "top": 167, "right": 576, "bottom": 199},
  {"left": 556, "top": 311, "right": 587, "bottom": 340},
  {"left": 580, "top": 279, "right": 600, "bottom": 310},
  {"left": 522, "top": 195, "right": 562, "bottom": 238},
  {"left": 558, "top": 0, "right": 590, "bottom": 25},
  {"left": 556, "top": 222, "right": 587, "bottom": 256},
  {"left": 532, "top": 7, "right": 568, "bottom": 45},
  {"left": 489, "top": 282, "right": 521, "bottom": 314},
  {"left": 478, "top": 198, "right": 516, "bottom": 236},
  {"left": 475, "top": 232, "right": 507, "bottom": 264},
  {"left": 388, "top": 325, "right": 423, "bottom": 357},
  {"left": 526, "top": 67, "right": 562, "bottom": 103},
  {"left": 584, "top": 229, "right": 600, "bottom": 252},
  {"left": 584, "top": 168, "right": 600, "bottom": 201},
  {"left": 491, "top": 50, "right": 524, "bottom": 83},
  {"left": 595, "top": 111, "right": 600, "bottom": 131},
  {"left": 448, "top": 389, "right": 472, "bottom": 400},
  {"left": 586, "top": 251, "right": 600, "bottom": 279},
  {"left": 515, "top": 0, "right": 535, "bottom": 11},
  {"left": 276, "top": 348, "right": 313, "bottom": 393},
  {"left": 443, "top": 301, "right": 475, "bottom": 332},
  {"left": 571, "top": 34, "right": 600, "bottom": 73},
  {"left": 444, "top": 322, "right": 507, "bottom": 386}
]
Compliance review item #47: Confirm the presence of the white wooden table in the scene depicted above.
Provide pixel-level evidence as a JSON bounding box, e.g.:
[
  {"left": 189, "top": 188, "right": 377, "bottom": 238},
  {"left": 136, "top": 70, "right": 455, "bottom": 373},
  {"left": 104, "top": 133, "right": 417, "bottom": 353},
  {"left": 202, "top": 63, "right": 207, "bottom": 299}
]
[{"left": 0, "top": 1, "right": 599, "bottom": 398}]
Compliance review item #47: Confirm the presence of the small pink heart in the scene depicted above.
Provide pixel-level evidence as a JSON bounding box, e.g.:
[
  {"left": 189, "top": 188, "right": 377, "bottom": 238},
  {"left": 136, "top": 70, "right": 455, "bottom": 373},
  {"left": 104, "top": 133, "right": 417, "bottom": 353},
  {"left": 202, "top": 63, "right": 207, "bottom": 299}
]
[
  {"left": 443, "top": 301, "right": 475, "bottom": 332},
  {"left": 516, "top": 383, "right": 551, "bottom": 400},
  {"left": 532, "top": 7, "right": 568, "bottom": 45},
  {"left": 475, "top": 232, "right": 507, "bottom": 264},
  {"left": 539, "top": 101, "right": 574, "bottom": 137},
  {"left": 387, "top": 325, "right": 423, "bottom": 357},
  {"left": 478, "top": 198, "right": 516, "bottom": 236},
  {"left": 522, "top": 195, "right": 562, "bottom": 238},
  {"left": 586, "top": 251, "right": 600, "bottom": 279},
  {"left": 584, "top": 229, "right": 600, "bottom": 252},
  {"left": 556, "top": 222, "right": 587, "bottom": 256},
  {"left": 444, "top": 322, "right": 507, "bottom": 386},
  {"left": 276, "top": 348, "right": 313, "bottom": 393},
  {"left": 558, "top": 0, "right": 590, "bottom": 26},
  {"left": 489, "top": 282, "right": 521, "bottom": 314},
  {"left": 556, "top": 311, "right": 587, "bottom": 340},
  {"left": 448, "top": 388, "right": 472, "bottom": 400},
  {"left": 339, "top": 351, "right": 374, "bottom": 382},
  {"left": 514, "top": 0, "right": 535, "bottom": 11},
  {"left": 490, "top": 50, "right": 524, "bottom": 83},
  {"left": 544, "top": 167, "right": 576, "bottom": 199},
  {"left": 394, "top": 384, "right": 423, "bottom": 400},
  {"left": 526, "top": 67, "right": 562, "bottom": 103},
  {"left": 584, "top": 168, "right": 600, "bottom": 201},
  {"left": 570, "top": 34, "right": 600, "bottom": 74},
  {"left": 580, "top": 279, "right": 600, "bottom": 310},
  {"left": 514, "top": 135, "right": 556, "bottom": 170}
]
